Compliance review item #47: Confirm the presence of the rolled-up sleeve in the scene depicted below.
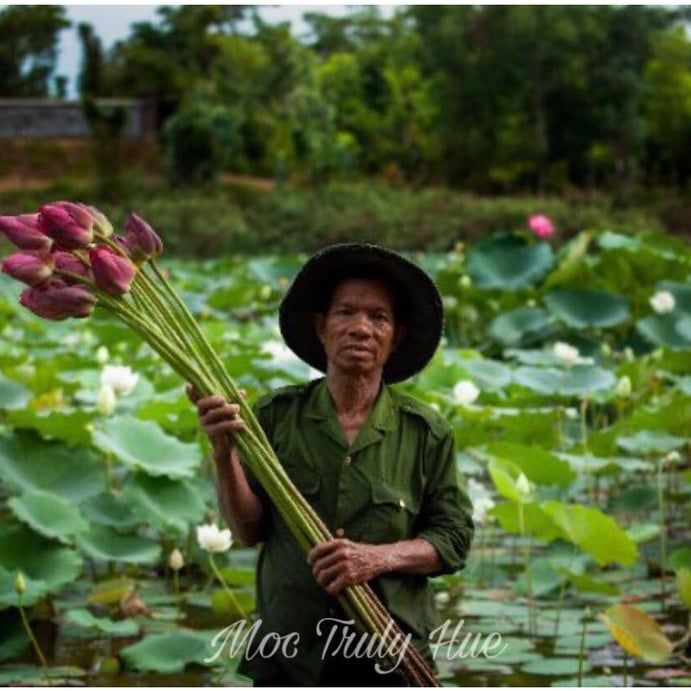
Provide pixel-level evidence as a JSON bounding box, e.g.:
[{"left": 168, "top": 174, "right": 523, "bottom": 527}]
[{"left": 415, "top": 426, "right": 475, "bottom": 576}]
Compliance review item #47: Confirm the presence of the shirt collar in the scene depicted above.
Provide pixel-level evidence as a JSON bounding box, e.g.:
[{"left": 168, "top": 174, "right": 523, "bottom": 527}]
[{"left": 305, "top": 377, "right": 396, "bottom": 451}]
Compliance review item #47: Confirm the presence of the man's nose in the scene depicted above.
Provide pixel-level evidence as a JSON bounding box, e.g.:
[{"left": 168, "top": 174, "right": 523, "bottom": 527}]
[{"left": 347, "top": 314, "right": 372, "bottom": 338}]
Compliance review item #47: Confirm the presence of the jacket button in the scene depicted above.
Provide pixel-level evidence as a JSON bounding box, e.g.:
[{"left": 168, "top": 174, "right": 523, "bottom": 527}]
[
  {"left": 335, "top": 528, "right": 345, "bottom": 537},
  {"left": 399, "top": 498, "right": 406, "bottom": 509},
  {"left": 344, "top": 455, "right": 352, "bottom": 466}
]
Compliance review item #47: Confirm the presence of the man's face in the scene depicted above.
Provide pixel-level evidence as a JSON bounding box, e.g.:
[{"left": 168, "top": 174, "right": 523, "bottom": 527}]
[{"left": 314, "top": 278, "right": 404, "bottom": 378}]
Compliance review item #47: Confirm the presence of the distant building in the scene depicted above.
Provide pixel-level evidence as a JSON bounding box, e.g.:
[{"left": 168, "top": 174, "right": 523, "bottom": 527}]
[{"left": 0, "top": 98, "right": 156, "bottom": 140}]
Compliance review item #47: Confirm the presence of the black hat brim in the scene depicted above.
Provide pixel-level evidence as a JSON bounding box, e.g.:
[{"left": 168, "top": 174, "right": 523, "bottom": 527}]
[{"left": 278, "top": 243, "right": 443, "bottom": 383}]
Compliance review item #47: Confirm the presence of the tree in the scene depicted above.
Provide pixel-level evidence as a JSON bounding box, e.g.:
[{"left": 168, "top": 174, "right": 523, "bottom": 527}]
[{"left": 0, "top": 5, "right": 70, "bottom": 97}]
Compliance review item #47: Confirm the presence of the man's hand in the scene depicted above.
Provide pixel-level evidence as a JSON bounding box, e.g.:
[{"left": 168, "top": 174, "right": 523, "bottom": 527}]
[
  {"left": 307, "top": 538, "right": 393, "bottom": 596},
  {"left": 186, "top": 383, "right": 247, "bottom": 461}
]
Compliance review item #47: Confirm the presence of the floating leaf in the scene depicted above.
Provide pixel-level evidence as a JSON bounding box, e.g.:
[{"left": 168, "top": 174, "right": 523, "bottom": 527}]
[
  {"left": 120, "top": 629, "right": 214, "bottom": 673},
  {"left": 76, "top": 525, "right": 161, "bottom": 565},
  {"left": 514, "top": 365, "right": 616, "bottom": 396},
  {"left": 123, "top": 473, "right": 207, "bottom": 535},
  {"left": 487, "top": 308, "right": 554, "bottom": 347},
  {"left": 599, "top": 603, "right": 673, "bottom": 663},
  {"left": 65, "top": 608, "right": 139, "bottom": 636},
  {"left": 485, "top": 442, "right": 576, "bottom": 487},
  {"left": 0, "top": 375, "right": 30, "bottom": 410},
  {"left": 542, "top": 501, "right": 638, "bottom": 566},
  {"left": 617, "top": 430, "right": 686, "bottom": 456},
  {"left": 88, "top": 576, "right": 136, "bottom": 606},
  {"left": 522, "top": 657, "right": 587, "bottom": 676},
  {"left": 545, "top": 288, "right": 629, "bottom": 328},
  {"left": 0, "top": 431, "right": 106, "bottom": 501},
  {"left": 92, "top": 416, "right": 201, "bottom": 479},
  {"left": 467, "top": 234, "right": 554, "bottom": 289},
  {"left": 8, "top": 491, "right": 88, "bottom": 543}
]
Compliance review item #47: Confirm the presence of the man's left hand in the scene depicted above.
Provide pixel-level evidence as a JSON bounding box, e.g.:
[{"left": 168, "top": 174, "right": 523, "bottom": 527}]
[{"left": 307, "top": 538, "right": 392, "bottom": 595}]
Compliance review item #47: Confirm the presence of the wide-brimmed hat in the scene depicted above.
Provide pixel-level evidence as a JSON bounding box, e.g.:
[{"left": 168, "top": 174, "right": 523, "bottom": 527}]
[{"left": 278, "top": 243, "right": 443, "bottom": 383}]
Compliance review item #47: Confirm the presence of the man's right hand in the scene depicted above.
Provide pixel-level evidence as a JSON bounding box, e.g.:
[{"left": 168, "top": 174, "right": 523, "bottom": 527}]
[{"left": 186, "top": 383, "right": 248, "bottom": 461}]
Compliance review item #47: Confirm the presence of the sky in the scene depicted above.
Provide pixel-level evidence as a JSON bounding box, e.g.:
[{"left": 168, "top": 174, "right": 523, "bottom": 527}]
[{"left": 53, "top": 5, "right": 397, "bottom": 98}]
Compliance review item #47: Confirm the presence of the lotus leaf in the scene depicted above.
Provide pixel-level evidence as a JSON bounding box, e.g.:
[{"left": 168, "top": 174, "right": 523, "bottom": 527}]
[
  {"left": 490, "top": 502, "right": 561, "bottom": 541},
  {"left": 514, "top": 365, "right": 616, "bottom": 396},
  {"left": 617, "top": 430, "right": 686, "bottom": 456},
  {"left": 485, "top": 442, "right": 576, "bottom": 486},
  {"left": 64, "top": 608, "right": 139, "bottom": 636},
  {"left": 7, "top": 407, "right": 96, "bottom": 446},
  {"left": 8, "top": 490, "right": 89, "bottom": 543},
  {"left": 92, "top": 416, "right": 201, "bottom": 479},
  {"left": 0, "top": 375, "right": 30, "bottom": 410},
  {"left": 120, "top": 629, "right": 216, "bottom": 673},
  {"left": 522, "top": 657, "right": 587, "bottom": 676},
  {"left": 76, "top": 525, "right": 162, "bottom": 565},
  {"left": 487, "top": 308, "right": 555, "bottom": 347},
  {"left": 677, "top": 568, "right": 691, "bottom": 608},
  {"left": 637, "top": 314, "right": 691, "bottom": 348},
  {"left": 80, "top": 491, "right": 140, "bottom": 529},
  {"left": 545, "top": 288, "right": 629, "bottom": 328}
]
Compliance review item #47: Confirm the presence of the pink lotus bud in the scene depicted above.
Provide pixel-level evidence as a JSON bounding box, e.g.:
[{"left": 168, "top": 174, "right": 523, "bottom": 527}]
[
  {"left": 19, "top": 279, "right": 96, "bottom": 320},
  {"left": 124, "top": 213, "right": 163, "bottom": 264},
  {"left": 528, "top": 214, "right": 555, "bottom": 239},
  {"left": 1, "top": 251, "right": 54, "bottom": 286},
  {"left": 86, "top": 205, "right": 113, "bottom": 238},
  {"left": 0, "top": 214, "right": 52, "bottom": 251},
  {"left": 89, "top": 246, "right": 137, "bottom": 295},
  {"left": 39, "top": 202, "right": 95, "bottom": 249},
  {"left": 52, "top": 251, "right": 93, "bottom": 282}
]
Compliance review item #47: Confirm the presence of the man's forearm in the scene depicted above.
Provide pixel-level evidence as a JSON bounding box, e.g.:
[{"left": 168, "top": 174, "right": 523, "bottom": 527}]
[
  {"left": 215, "top": 449, "right": 266, "bottom": 546},
  {"left": 373, "top": 537, "right": 444, "bottom": 577}
]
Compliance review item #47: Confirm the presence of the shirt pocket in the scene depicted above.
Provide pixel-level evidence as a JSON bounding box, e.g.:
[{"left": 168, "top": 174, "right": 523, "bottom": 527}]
[{"left": 360, "top": 480, "right": 421, "bottom": 544}]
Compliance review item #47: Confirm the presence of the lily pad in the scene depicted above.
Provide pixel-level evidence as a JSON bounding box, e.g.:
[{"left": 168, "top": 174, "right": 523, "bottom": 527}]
[
  {"left": 522, "top": 657, "right": 587, "bottom": 676},
  {"left": 120, "top": 629, "right": 215, "bottom": 673},
  {"left": 514, "top": 365, "right": 616, "bottom": 396},
  {"left": 92, "top": 416, "right": 201, "bottom": 479},
  {"left": 542, "top": 501, "right": 638, "bottom": 566},
  {"left": 545, "top": 288, "right": 629, "bottom": 328},
  {"left": 64, "top": 607, "right": 139, "bottom": 636},
  {"left": 8, "top": 490, "right": 89, "bottom": 543},
  {"left": 467, "top": 234, "right": 554, "bottom": 289},
  {"left": 487, "top": 308, "right": 554, "bottom": 347},
  {"left": 123, "top": 473, "right": 207, "bottom": 535},
  {"left": 485, "top": 442, "right": 576, "bottom": 487},
  {"left": 599, "top": 603, "right": 673, "bottom": 663},
  {"left": 0, "top": 431, "right": 106, "bottom": 501},
  {"left": 76, "top": 525, "right": 162, "bottom": 565}
]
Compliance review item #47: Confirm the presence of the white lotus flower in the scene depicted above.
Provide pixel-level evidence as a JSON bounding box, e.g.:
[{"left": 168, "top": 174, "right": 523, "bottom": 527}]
[
  {"left": 261, "top": 339, "right": 300, "bottom": 364},
  {"left": 516, "top": 472, "right": 533, "bottom": 498},
  {"left": 615, "top": 375, "right": 632, "bottom": 398},
  {"left": 650, "top": 290, "right": 675, "bottom": 314},
  {"left": 196, "top": 523, "right": 232, "bottom": 553},
  {"left": 453, "top": 380, "right": 480, "bottom": 405},
  {"left": 168, "top": 548, "right": 184, "bottom": 571},
  {"left": 564, "top": 407, "right": 579, "bottom": 419},
  {"left": 96, "top": 384, "right": 116, "bottom": 415},
  {"left": 467, "top": 478, "right": 496, "bottom": 524},
  {"left": 100, "top": 365, "right": 138, "bottom": 396},
  {"left": 434, "top": 591, "right": 450, "bottom": 606},
  {"left": 553, "top": 342, "right": 580, "bottom": 367},
  {"left": 95, "top": 345, "right": 109, "bottom": 364}
]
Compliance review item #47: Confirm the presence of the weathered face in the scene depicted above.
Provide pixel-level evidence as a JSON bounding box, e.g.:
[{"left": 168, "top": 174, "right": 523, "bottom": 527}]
[{"left": 314, "top": 278, "right": 403, "bottom": 378}]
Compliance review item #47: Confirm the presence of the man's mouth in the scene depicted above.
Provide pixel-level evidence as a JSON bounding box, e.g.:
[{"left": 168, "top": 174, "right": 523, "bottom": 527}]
[{"left": 344, "top": 344, "right": 372, "bottom": 354}]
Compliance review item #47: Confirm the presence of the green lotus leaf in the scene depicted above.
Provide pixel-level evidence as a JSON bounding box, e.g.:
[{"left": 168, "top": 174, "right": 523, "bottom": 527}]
[
  {"left": 637, "top": 314, "right": 691, "bottom": 348},
  {"left": 453, "top": 358, "right": 513, "bottom": 391},
  {"left": 522, "top": 657, "right": 587, "bottom": 676},
  {"left": 617, "top": 430, "right": 686, "bottom": 456},
  {"left": 657, "top": 280, "right": 691, "bottom": 314},
  {"left": 0, "top": 620, "right": 29, "bottom": 662},
  {"left": 670, "top": 547, "right": 691, "bottom": 570},
  {"left": 487, "top": 307, "right": 555, "bottom": 347},
  {"left": 79, "top": 491, "right": 140, "bottom": 529},
  {"left": 487, "top": 457, "right": 527, "bottom": 503},
  {"left": 556, "top": 568, "right": 619, "bottom": 596},
  {"left": 64, "top": 608, "right": 139, "bottom": 636},
  {"left": 0, "top": 665, "right": 86, "bottom": 685},
  {"left": 76, "top": 525, "right": 162, "bottom": 565},
  {"left": 545, "top": 288, "right": 629, "bottom": 328},
  {"left": 599, "top": 603, "right": 673, "bottom": 663},
  {"left": 677, "top": 568, "right": 691, "bottom": 609},
  {"left": 467, "top": 234, "right": 554, "bottom": 289},
  {"left": 0, "top": 431, "right": 106, "bottom": 501},
  {"left": 8, "top": 490, "right": 89, "bottom": 543},
  {"left": 0, "top": 375, "right": 31, "bottom": 410},
  {"left": 0, "top": 524, "right": 83, "bottom": 609},
  {"left": 514, "top": 365, "right": 616, "bottom": 396},
  {"left": 122, "top": 473, "right": 207, "bottom": 536},
  {"left": 6, "top": 407, "right": 96, "bottom": 446},
  {"left": 120, "top": 629, "right": 215, "bottom": 673},
  {"left": 542, "top": 501, "right": 638, "bottom": 566},
  {"left": 92, "top": 416, "right": 201, "bottom": 479},
  {"left": 485, "top": 442, "right": 576, "bottom": 486},
  {"left": 247, "top": 255, "right": 301, "bottom": 285},
  {"left": 490, "top": 502, "right": 562, "bottom": 541}
]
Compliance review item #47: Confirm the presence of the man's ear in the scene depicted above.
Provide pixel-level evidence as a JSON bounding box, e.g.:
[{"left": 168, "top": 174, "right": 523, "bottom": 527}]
[{"left": 313, "top": 312, "right": 325, "bottom": 344}]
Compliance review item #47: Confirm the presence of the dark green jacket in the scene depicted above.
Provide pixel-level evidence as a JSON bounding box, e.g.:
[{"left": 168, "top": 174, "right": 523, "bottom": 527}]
[{"left": 238, "top": 377, "right": 474, "bottom": 685}]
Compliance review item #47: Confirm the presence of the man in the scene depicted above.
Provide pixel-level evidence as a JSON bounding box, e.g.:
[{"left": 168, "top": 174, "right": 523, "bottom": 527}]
[{"left": 190, "top": 244, "right": 474, "bottom": 686}]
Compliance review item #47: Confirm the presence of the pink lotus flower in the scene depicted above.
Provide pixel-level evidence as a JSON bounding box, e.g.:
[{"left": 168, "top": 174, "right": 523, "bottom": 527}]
[
  {"left": 1, "top": 251, "right": 54, "bottom": 286},
  {"left": 528, "top": 214, "right": 555, "bottom": 239},
  {"left": 124, "top": 213, "right": 163, "bottom": 264},
  {"left": 89, "top": 246, "right": 137, "bottom": 295},
  {"left": 19, "top": 279, "right": 96, "bottom": 320},
  {"left": 39, "top": 202, "right": 96, "bottom": 249},
  {"left": 52, "top": 251, "right": 93, "bottom": 282},
  {"left": 0, "top": 214, "right": 52, "bottom": 251}
]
